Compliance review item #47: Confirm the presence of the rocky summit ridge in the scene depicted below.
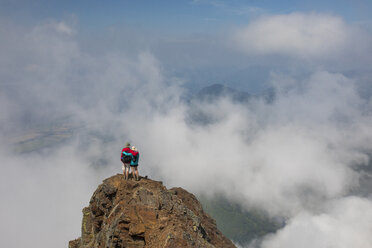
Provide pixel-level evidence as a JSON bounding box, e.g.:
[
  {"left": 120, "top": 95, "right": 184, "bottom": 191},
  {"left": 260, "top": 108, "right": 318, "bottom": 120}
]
[{"left": 69, "top": 174, "right": 236, "bottom": 248}]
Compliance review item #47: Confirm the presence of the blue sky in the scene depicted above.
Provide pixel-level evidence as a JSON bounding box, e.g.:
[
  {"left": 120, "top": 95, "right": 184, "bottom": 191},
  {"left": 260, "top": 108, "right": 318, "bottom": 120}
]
[
  {"left": 2, "top": 0, "right": 372, "bottom": 32},
  {"left": 1, "top": 0, "right": 372, "bottom": 93}
]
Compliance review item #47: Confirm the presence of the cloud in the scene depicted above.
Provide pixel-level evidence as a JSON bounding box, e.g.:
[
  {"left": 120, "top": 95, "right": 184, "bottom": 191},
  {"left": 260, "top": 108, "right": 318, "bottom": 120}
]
[
  {"left": 136, "top": 70, "right": 371, "bottom": 218},
  {"left": 260, "top": 197, "right": 372, "bottom": 248},
  {"left": 234, "top": 13, "right": 352, "bottom": 58},
  {"left": 0, "top": 143, "right": 101, "bottom": 248},
  {"left": 0, "top": 19, "right": 80, "bottom": 133}
]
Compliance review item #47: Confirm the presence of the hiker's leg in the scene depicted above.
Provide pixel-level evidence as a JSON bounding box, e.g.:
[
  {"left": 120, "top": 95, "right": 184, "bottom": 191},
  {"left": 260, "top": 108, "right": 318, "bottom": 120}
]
[
  {"left": 135, "top": 167, "right": 139, "bottom": 179},
  {"left": 122, "top": 164, "right": 126, "bottom": 178},
  {"left": 125, "top": 164, "right": 130, "bottom": 179}
]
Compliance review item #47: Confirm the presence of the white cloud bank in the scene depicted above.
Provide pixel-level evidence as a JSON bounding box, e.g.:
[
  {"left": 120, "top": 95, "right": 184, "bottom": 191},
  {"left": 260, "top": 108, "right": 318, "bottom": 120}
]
[
  {"left": 234, "top": 13, "right": 356, "bottom": 58},
  {"left": 260, "top": 197, "right": 372, "bottom": 248},
  {"left": 0, "top": 144, "right": 101, "bottom": 248},
  {"left": 142, "top": 70, "right": 372, "bottom": 218}
]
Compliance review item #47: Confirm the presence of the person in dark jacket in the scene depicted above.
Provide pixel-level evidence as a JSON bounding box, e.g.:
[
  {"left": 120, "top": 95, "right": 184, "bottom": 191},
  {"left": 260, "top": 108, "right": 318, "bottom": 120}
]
[
  {"left": 121, "top": 142, "right": 132, "bottom": 180},
  {"left": 130, "top": 146, "right": 140, "bottom": 181}
]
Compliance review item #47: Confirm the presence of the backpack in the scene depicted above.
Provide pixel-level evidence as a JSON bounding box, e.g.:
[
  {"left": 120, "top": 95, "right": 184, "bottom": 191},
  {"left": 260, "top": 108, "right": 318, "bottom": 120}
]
[{"left": 122, "top": 154, "right": 132, "bottom": 163}]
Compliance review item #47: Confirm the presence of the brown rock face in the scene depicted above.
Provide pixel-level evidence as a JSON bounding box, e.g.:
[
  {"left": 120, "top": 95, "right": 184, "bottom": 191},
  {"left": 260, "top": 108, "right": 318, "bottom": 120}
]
[{"left": 69, "top": 174, "right": 236, "bottom": 248}]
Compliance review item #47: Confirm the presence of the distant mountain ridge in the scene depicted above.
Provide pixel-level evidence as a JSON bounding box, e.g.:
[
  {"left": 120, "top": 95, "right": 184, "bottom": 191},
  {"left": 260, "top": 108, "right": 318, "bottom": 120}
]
[
  {"left": 188, "top": 83, "right": 275, "bottom": 106},
  {"left": 186, "top": 84, "right": 274, "bottom": 125},
  {"left": 195, "top": 84, "right": 252, "bottom": 103}
]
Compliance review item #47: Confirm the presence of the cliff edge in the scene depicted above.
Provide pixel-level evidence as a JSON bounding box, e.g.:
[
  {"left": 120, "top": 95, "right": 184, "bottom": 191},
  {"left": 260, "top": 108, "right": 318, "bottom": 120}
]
[{"left": 69, "top": 174, "right": 236, "bottom": 248}]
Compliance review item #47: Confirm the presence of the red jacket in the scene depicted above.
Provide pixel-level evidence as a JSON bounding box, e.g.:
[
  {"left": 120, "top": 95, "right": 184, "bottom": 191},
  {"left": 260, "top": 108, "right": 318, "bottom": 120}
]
[{"left": 121, "top": 147, "right": 132, "bottom": 159}]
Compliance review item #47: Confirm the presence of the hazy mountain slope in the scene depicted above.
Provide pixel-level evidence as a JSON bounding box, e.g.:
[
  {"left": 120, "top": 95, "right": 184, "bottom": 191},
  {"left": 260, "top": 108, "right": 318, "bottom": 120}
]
[{"left": 199, "top": 196, "right": 281, "bottom": 245}]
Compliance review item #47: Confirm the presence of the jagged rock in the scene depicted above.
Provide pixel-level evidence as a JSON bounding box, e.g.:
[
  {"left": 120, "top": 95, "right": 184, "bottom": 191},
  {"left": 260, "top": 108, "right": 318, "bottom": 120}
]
[{"left": 69, "top": 174, "right": 236, "bottom": 248}]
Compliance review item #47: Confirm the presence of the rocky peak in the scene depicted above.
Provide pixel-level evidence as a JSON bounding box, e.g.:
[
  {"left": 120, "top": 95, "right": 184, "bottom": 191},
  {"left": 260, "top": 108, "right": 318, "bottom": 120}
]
[{"left": 69, "top": 174, "right": 236, "bottom": 248}]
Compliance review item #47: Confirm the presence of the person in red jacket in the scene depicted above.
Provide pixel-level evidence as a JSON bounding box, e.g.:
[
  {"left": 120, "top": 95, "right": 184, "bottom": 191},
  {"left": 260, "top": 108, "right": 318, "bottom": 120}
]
[{"left": 121, "top": 142, "right": 132, "bottom": 180}]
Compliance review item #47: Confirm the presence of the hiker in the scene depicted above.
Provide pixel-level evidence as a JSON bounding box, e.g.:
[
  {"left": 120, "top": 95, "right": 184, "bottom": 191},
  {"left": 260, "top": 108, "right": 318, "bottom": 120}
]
[
  {"left": 130, "top": 146, "right": 140, "bottom": 181},
  {"left": 121, "top": 142, "right": 132, "bottom": 180}
]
